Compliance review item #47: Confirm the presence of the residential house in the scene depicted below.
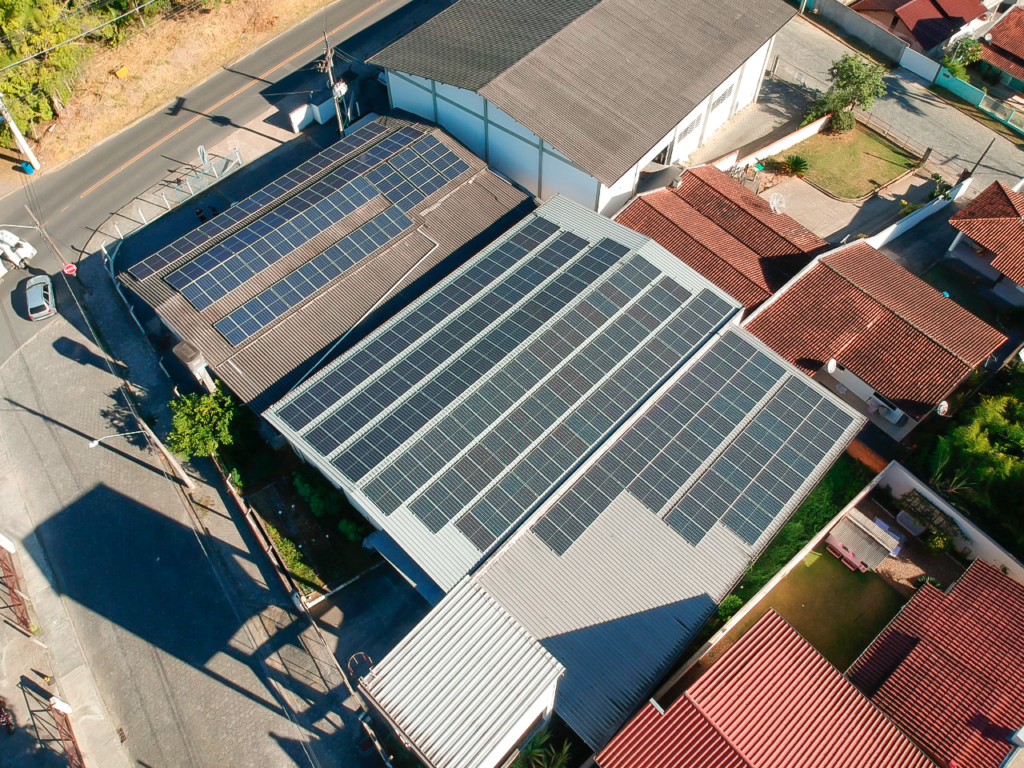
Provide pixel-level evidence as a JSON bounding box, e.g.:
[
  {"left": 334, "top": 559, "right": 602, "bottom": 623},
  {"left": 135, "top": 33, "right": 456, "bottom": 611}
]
[
  {"left": 118, "top": 115, "right": 531, "bottom": 411},
  {"left": 848, "top": 559, "right": 1024, "bottom": 768},
  {"left": 343, "top": 314, "right": 863, "bottom": 761},
  {"left": 596, "top": 610, "right": 935, "bottom": 768},
  {"left": 368, "top": 0, "right": 795, "bottom": 215},
  {"left": 851, "top": 0, "right": 987, "bottom": 54},
  {"left": 979, "top": 6, "right": 1024, "bottom": 91},
  {"left": 615, "top": 165, "right": 827, "bottom": 315},
  {"left": 744, "top": 240, "right": 1006, "bottom": 440},
  {"left": 948, "top": 179, "right": 1024, "bottom": 305}
]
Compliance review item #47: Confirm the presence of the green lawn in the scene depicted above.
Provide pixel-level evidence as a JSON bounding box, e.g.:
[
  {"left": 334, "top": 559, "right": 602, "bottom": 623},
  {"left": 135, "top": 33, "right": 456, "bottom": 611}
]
[
  {"left": 721, "top": 547, "right": 907, "bottom": 672},
  {"left": 778, "top": 125, "right": 919, "bottom": 199}
]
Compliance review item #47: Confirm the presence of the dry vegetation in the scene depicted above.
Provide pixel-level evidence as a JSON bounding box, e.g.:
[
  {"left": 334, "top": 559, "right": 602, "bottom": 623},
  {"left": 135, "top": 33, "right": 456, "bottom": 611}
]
[{"left": 37, "top": 0, "right": 336, "bottom": 165}]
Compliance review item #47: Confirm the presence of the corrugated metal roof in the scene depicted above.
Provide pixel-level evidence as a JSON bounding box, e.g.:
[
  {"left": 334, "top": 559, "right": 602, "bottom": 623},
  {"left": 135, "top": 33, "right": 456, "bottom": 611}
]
[
  {"left": 745, "top": 241, "right": 1006, "bottom": 420},
  {"left": 119, "top": 114, "right": 531, "bottom": 410},
  {"left": 369, "top": 0, "right": 795, "bottom": 186},
  {"left": 596, "top": 611, "right": 936, "bottom": 768},
  {"left": 848, "top": 559, "right": 1024, "bottom": 768},
  {"left": 360, "top": 577, "right": 564, "bottom": 768},
  {"left": 828, "top": 509, "right": 898, "bottom": 570},
  {"left": 267, "top": 196, "right": 742, "bottom": 593},
  {"left": 472, "top": 326, "right": 865, "bottom": 749}
]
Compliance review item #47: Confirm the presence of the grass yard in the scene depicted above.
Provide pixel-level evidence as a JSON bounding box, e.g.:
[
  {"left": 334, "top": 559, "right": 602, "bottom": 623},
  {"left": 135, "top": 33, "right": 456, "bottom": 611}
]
[
  {"left": 777, "top": 125, "right": 919, "bottom": 199},
  {"left": 715, "top": 547, "right": 907, "bottom": 672}
]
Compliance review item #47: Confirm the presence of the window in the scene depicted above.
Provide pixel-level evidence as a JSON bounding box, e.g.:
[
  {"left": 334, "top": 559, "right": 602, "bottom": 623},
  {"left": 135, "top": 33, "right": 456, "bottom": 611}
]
[
  {"left": 679, "top": 115, "right": 702, "bottom": 139},
  {"left": 711, "top": 84, "right": 734, "bottom": 111}
]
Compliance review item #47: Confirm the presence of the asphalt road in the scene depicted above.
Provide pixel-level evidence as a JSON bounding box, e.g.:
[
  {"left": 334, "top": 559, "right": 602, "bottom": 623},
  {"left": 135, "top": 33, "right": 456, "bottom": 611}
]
[{"left": 0, "top": 0, "right": 424, "bottom": 365}]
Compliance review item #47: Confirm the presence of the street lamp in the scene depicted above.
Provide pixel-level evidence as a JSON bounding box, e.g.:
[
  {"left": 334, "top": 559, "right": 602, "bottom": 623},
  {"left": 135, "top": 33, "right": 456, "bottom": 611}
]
[{"left": 88, "top": 430, "right": 148, "bottom": 448}]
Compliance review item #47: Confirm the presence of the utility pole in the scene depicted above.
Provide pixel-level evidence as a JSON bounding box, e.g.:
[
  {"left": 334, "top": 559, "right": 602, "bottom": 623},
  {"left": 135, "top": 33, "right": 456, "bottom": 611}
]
[
  {"left": 321, "top": 33, "right": 345, "bottom": 135},
  {"left": 0, "top": 93, "right": 40, "bottom": 172}
]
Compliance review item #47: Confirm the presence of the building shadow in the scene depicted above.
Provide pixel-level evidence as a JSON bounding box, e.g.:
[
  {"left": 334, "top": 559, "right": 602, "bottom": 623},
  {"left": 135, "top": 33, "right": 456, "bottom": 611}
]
[{"left": 52, "top": 337, "right": 116, "bottom": 374}]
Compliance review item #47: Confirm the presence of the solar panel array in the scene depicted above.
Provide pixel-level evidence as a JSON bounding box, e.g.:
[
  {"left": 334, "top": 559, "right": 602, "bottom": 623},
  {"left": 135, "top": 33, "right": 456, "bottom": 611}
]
[
  {"left": 128, "top": 121, "right": 392, "bottom": 281},
  {"left": 531, "top": 331, "right": 857, "bottom": 555},
  {"left": 128, "top": 120, "right": 474, "bottom": 353},
  {"left": 271, "top": 211, "right": 739, "bottom": 559}
]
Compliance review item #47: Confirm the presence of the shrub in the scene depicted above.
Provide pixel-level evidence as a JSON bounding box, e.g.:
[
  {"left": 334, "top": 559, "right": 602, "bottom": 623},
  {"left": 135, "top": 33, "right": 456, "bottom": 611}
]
[
  {"left": 925, "top": 529, "right": 953, "bottom": 554},
  {"left": 264, "top": 519, "right": 323, "bottom": 593},
  {"left": 829, "top": 108, "right": 856, "bottom": 134},
  {"left": 942, "top": 55, "right": 968, "bottom": 82},
  {"left": 717, "top": 594, "right": 744, "bottom": 622},
  {"left": 293, "top": 469, "right": 342, "bottom": 518},
  {"left": 167, "top": 383, "right": 237, "bottom": 458},
  {"left": 337, "top": 519, "right": 365, "bottom": 542},
  {"left": 784, "top": 154, "right": 809, "bottom": 176}
]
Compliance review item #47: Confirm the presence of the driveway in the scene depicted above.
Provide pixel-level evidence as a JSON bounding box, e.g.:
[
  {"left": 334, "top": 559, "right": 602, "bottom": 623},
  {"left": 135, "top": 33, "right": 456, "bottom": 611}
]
[{"left": 772, "top": 16, "right": 1024, "bottom": 196}]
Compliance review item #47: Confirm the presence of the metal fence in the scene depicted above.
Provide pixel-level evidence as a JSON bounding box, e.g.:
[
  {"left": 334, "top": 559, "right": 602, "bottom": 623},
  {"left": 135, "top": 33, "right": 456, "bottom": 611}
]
[{"left": 164, "top": 149, "right": 243, "bottom": 206}]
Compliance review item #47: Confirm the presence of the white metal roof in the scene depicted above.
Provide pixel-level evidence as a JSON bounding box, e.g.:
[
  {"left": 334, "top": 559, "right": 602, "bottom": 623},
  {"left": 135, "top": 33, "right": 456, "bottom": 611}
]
[{"left": 360, "top": 577, "right": 564, "bottom": 768}]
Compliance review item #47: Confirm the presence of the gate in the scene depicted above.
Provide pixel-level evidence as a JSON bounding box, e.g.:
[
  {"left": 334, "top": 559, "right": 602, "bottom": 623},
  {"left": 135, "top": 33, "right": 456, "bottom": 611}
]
[{"left": 0, "top": 545, "right": 31, "bottom": 631}]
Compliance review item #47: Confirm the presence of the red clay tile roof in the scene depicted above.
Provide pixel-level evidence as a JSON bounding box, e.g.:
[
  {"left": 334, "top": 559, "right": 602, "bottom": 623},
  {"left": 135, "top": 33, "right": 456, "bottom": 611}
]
[
  {"left": 950, "top": 182, "right": 1024, "bottom": 284},
  {"left": 616, "top": 191, "right": 777, "bottom": 309},
  {"left": 848, "top": 560, "right": 1024, "bottom": 768},
  {"left": 854, "top": 0, "right": 983, "bottom": 49},
  {"left": 615, "top": 166, "right": 826, "bottom": 308},
  {"left": 675, "top": 165, "right": 828, "bottom": 263},
  {"left": 744, "top": 242, "right": 1006, "bottom": 420},
  {"left": 597, "top": 611, "right": 935, "bottom": 768},
  {"left": 980, "top": 7, "right": 1024, "bottom": 83}
]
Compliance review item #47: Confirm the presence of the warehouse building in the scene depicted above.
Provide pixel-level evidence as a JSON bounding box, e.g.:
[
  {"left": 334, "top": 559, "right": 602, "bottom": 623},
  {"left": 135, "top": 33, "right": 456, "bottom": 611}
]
[{"left": 369, "top": 0, "right": 794, "bottom": 215}]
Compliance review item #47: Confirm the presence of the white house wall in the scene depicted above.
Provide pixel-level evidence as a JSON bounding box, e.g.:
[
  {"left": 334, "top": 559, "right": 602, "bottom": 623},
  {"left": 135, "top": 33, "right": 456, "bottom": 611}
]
[{"left": 386, "top": 36, "right": 775, "bottom": 215}]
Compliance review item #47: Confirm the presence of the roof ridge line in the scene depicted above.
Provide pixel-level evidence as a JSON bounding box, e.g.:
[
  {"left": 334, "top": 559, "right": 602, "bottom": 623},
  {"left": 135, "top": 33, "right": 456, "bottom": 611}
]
[
  {"left": 683, "top": 691, "right": 756, "bottom": 768},
  {"left": 687, "top": 171, "right": 809, "bottom": 253},
  {"left": 820, "top": 257, "right": 976, "bottom": 368},
  {"left": 641, "top": 194, "right": 770, "bottom": 296}
]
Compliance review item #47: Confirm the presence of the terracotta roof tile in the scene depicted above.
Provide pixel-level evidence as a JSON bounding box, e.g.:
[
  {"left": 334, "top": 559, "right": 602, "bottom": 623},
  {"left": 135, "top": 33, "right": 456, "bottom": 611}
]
[
  {"left": 980, "top": 8, "right": 1024, "bottom": 82},
  {"left": 615, "top": 191, "right": 776, "bottom": 309},
  {"left": 950, "top": 181, "right": 1024, "bottom": 285},
  {"left": 848, "top": 560, "right": 1024, "bottom": 768},
  {"left": 894, "top": 0, "right": 983, "bottom": 49},
  {"left": 597, "top": 611, "right": 934, "bottom": 768},
  {"left": 676, "top": 166, "right": 828, "bottom": 265},
  {"left": 745, "top": 242, "right": 1006, "bottom": 419}
]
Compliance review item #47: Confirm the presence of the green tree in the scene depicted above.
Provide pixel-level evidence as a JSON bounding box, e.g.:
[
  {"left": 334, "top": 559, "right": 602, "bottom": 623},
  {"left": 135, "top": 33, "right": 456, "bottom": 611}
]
[
  {"left": 804, "top": 54, "right": 887, "bottom": 132},
  {"left": 167, "top": 384, "right": 237, "bottom": 458}
]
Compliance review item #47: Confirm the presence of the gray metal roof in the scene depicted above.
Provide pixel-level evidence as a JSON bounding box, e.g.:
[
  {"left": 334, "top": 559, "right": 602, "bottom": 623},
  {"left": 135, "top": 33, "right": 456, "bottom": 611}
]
[
  {"left": 360, "top": 577, "right": 564, "bottom": 768},
  {"left": 828, "top": 509, "right": 898, "bottom": 570},
  {"left": 267, "top": 196, "right": 742, "bottom": 593},
  {"left": 369, "top": 0, "right": 795, "bottom": 185},
  {"left": 119, "top": 114, "right": 530, "bottom": 410},
  {"left": 473, "top": 326, "right": 865, "bottom": 749}
]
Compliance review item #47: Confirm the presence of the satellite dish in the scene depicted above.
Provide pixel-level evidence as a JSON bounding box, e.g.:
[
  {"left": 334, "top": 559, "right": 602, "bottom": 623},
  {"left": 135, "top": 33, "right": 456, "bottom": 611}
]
[
  {"left": 769, "top": 192, "right": 786, "bottom": 214},
  {"left": 826, "top": 358, "right": 838, "bottom": 374},
  {"left": 937, "top": 400, "right": 950, "bottom": 416}
]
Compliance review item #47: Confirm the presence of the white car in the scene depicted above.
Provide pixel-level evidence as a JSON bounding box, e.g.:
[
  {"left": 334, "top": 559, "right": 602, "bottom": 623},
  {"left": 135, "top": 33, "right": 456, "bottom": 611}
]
[
  {"left": 0, "top": 229, "right": 36, "bottom": 269},
  {"left": 25, "top": 275, "right": 56, "bottom": 321}
]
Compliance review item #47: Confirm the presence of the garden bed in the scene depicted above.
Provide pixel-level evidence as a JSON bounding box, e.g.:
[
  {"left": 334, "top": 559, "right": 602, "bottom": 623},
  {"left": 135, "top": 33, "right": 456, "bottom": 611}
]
[{"left": 773, "top": 124, "right": 919, "bottom": 199}]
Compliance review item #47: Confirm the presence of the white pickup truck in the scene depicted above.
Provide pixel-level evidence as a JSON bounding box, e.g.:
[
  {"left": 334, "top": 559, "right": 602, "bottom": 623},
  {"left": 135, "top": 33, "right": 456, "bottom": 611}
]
[{"left": 0, "top": 229, "right": 37, "bottom": 270}]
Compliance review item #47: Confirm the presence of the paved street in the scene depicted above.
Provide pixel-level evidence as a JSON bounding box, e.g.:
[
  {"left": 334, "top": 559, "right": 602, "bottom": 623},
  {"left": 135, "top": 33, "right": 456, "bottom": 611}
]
[
  {"left": 0, "top": 0, "right": 445, "bottom": 764},
  {"left": 771, "top": 16, "right": 1024, "bottom": 194}
]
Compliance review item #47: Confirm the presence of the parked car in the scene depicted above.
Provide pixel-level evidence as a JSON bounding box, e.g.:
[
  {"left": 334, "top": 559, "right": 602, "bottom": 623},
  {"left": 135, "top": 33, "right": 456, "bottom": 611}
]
[
  {"left": 0, "top": 229, "right": 36, "bottom": 269},
  {"left": 25, "top": 275, "right": 56, "bottom": 321}
]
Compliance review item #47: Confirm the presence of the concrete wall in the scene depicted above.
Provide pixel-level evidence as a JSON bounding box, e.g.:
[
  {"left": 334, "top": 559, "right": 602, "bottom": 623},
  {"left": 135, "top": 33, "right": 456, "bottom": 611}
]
[
  {"left": 936, "top": 67, "right": 986, "bottom": 105},
  {"left": 878, "top": 462, "right": 1024, "bottom": 585},
  {"left": 712, "top": 113, "right": 831, "bottom": 170},
  {"left": 900, "top": 47, "right": 941, "bottom": 83},
  {"left": 864, "top": 176, "right": 971, "bottom": 248},
  {"left": 811, "top": 0, "right": 909, "bottom": 63}
]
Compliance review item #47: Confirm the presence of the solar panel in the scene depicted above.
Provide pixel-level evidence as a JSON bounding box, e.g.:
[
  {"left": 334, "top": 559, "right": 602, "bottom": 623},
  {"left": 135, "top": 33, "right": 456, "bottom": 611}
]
[
  {"left": 316, "top": 231, "right": 599, "bottom": 464},
  {"left": 275, "top": 217, "right": 560, "bottom": 431},
  {"left": 531, "top": 332, "right": 857, "bottom": 556},
  {"left": 213, "top": 206, "right": 414, "bottom": 345},
  {"left": 128, "top": 121, "right": 393, "bottom": 281}
]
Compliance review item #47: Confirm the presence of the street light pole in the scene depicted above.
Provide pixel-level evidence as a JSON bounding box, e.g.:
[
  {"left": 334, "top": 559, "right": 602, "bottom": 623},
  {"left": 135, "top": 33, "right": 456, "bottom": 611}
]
[{"left": 88, "top": 429, "right": 148, "bottom": 447}]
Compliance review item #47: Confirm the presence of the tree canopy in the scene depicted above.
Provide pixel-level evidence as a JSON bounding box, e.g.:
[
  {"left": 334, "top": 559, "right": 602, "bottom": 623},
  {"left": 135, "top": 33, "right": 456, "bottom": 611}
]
[
  {"left": 804, "top": 54, "right": 888, "bottom": 131},
  {"left": 167, "top": 384, "right": 237, "bottom": 458}
]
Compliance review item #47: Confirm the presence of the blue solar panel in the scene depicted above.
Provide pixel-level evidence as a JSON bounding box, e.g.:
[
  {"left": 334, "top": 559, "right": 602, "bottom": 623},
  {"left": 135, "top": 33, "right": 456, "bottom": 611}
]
[
  {"left": 128, "top": 121, "right": 393, "bottom": 281},
  {"left": 275, "top": 217, "right": 561, "bottom": 431},
  {"left": 214, "top": 207, "right": 414, "bottom": 345}
]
